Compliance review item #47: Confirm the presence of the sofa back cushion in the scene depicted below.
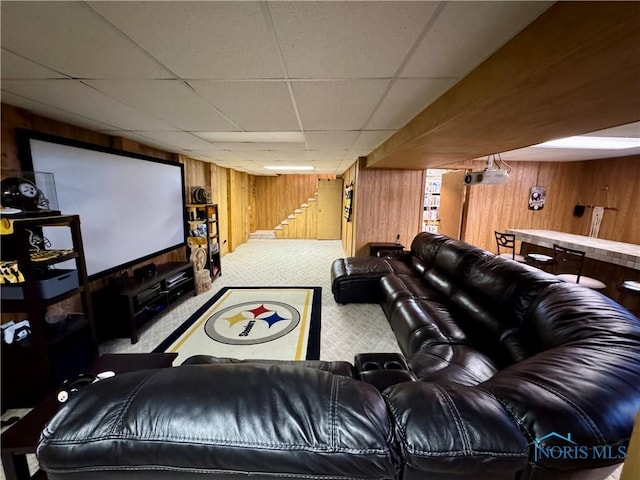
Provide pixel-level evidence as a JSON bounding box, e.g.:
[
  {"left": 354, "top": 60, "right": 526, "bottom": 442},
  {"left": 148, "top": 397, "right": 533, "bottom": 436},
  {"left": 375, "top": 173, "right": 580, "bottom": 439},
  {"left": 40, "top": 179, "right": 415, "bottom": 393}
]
[
  {"left": 422, "top": 240, "right": 492, "bottom": 298},
  {"left": 38, "top": 365, "right": 401, "bottom": 479},
  {"left": 481, "top": 283, "right": 640, "bottom": 469},
  {"left": 410, "top": 232, "right": 450, "bottom": 270},
  {"left": 525, "top": 281, "right": 640, "bottom": 351},
  {"left": 447, "top": 256, "right": 559, "bottom": 363}
]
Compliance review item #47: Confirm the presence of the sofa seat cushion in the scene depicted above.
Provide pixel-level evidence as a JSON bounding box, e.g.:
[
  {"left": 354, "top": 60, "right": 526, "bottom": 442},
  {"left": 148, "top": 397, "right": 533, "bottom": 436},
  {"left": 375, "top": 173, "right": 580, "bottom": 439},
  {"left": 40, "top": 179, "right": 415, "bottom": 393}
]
[
  {"left": 331, "top": 257, "right": 414, "bottom": 304},
  {"left": 383, "top": 382, "right": 528, "bottom": 477},
  {"left": 38, "top": 365, "right": 400, "bottom": 480},
  {"left": 380, "top": 274, "right": 442, "bottom": 318},
  {"left": 388, "top": 298, "right": 468, "bottom": 356},
  {"left": 182, "top": 355, "right": 355, "bottom": 378},
  {"left": 409, "top": 343, "right": 498, "bottom": 386}
]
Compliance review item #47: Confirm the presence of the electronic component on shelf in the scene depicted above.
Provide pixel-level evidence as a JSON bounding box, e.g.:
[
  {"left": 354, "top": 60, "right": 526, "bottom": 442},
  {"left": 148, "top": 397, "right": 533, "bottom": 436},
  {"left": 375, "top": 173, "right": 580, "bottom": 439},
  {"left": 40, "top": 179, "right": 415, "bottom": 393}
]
[{"left": 166, "top": 272, "right": 187, "bottom": 287}]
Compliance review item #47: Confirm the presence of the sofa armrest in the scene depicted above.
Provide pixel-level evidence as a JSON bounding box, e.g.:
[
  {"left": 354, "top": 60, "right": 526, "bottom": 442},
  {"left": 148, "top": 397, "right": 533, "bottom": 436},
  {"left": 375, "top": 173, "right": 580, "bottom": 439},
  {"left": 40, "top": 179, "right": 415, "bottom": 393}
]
[
  {"left": 383, "top": 381, "right": 528, "bottom": 476},
  {"left": 376, "top": 249, "right": 411, "bottom": 261},
  {"left": 38, "top": 365, "right": 400, "bottom": 479}
]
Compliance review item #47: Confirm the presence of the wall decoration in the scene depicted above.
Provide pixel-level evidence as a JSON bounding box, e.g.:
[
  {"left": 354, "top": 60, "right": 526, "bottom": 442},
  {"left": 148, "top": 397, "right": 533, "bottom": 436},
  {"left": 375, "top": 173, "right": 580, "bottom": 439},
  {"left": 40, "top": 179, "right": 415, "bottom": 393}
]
[
  {"left": 344, "top": 181, "right": 354, "bottom": 222},
  {"left": 528, "top": 186, "right": 546, "bottom": 210}
]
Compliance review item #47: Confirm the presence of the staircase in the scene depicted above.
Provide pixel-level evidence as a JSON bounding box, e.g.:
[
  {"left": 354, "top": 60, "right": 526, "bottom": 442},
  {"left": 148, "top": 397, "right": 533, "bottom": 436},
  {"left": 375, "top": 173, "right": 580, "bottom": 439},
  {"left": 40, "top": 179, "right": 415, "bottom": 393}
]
[
  {"left": 274, "top": 195, "right": 318, "bottom": 239},
  {"left": 248, "top": 230, "right": 277, "bottom": 240}
]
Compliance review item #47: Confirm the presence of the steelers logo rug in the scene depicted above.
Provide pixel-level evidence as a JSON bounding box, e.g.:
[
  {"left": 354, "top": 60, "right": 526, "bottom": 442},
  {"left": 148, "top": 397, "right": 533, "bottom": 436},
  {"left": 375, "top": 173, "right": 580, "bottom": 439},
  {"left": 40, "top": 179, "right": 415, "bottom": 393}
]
[{"left": 153, "top": 287, "right": 321, "bottom": 364}]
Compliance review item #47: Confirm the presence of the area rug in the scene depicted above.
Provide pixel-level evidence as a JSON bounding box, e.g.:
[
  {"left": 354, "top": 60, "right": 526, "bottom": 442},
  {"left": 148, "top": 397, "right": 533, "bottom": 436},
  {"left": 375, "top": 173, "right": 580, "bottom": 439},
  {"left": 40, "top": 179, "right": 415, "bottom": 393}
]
[{"left": 153, "top": 286, "right": 321, "bottom": 364}]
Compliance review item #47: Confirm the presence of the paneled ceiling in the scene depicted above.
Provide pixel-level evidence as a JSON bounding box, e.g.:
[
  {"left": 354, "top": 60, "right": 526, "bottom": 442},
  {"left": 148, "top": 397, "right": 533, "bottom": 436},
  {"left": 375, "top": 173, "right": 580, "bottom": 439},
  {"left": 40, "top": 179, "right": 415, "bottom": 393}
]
[{"left": 1, "top": 1, "right": 638, "bottom": 175}]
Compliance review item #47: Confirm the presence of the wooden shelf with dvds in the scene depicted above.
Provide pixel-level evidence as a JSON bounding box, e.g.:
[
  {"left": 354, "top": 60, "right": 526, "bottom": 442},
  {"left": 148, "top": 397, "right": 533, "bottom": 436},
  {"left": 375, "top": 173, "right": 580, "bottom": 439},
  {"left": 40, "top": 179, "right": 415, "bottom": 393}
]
[{"left": 186, "top": 203, "right": 221, "bottom": 280}]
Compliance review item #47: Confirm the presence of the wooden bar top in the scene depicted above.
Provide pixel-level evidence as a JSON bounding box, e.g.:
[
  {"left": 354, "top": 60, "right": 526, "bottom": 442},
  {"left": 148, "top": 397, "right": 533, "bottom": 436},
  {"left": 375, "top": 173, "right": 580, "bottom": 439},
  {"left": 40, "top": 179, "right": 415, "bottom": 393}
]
[{"left": 507, "top": 229, "right": 640, "bottom": 271}]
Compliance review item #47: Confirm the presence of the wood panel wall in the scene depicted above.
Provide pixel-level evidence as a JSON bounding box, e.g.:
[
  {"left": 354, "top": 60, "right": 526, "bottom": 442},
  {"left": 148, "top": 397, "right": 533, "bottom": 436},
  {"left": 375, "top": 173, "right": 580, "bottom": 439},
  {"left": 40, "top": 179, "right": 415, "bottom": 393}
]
[
  {"left": 341, "top": 161, "right": 358, "bottom": 256},
  {"left": 346, "top": 158, "right": 425, "bottom": 256},
  {"left": 253, "top": 174, "right": 335, "bottom": 230},
  {"left": 227, "top": 169, "right": 250, "bottom": 252},
  {"left": 462, "top": 156, "right": 640, "bottom": 252}
]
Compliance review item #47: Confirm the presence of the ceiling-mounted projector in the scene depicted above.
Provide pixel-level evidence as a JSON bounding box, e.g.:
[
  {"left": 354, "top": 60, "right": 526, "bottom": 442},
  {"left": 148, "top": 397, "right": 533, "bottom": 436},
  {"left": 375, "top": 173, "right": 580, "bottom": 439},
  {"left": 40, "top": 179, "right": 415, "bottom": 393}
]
[
  {"left": 463, "top": 169, "right": 510, "bottom": 185},
  {"left": 463, "top": 154, "right": 511, "bottom": 185}
]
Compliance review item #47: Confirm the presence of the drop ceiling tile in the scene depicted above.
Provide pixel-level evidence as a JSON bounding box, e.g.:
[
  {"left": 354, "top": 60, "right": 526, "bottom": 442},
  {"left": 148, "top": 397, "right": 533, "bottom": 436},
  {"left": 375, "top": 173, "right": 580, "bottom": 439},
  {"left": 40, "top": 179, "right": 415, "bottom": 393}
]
[
  {"left": 130, "top": 131, "right": 215, "bottom": 151},
  {"left": 305, "top": 131, "right": 360, "bottom": 150},
  {"left": 367, "top": 78, "right": 457, "bottom": 130},
  {"left": 1, "top": 50, "right": 68, "bottom": 79},
  {"left": 0, "top": 91, "right": 117, "bottom": 132},
  {"left": 227, "top": 151, "right": 279, "bottom": 162},
  {"left": 197, "top": 141, "right": 307, "bottom": 152},
  {"left": 307, "top": 151, "right": 348, "bottom": 161},
  {"left": 0, "top": 2, "right": 170, "bottom": 79},
  {"left": 85, "top": 80, "right": 237, "bottom": 131},
  {"left": 187, "top": 80, "right": 299, "bottom": 131},
  {"left": 269, "top": 151, "right": 310, "bottom": 162},
  {"left": 114, "top": 131, "right": 178, "bottom": 152},
  {"left": 269, "top": 2, "right": 438, "bottom": 78},
  {"left": 401, "top": 2, "right": 552, "bottom": 78},
  {"left": 354, "top": 131, "right": 395, "bottom": 150},
  {"left": 293, "top": 80, "right": 390, "bottom": 130},
  {"left": 1, "top": 80, "right": 174, "bottom": 130},
  {"left": 88, "top": 1, "right": 282, "bottom": 79}
]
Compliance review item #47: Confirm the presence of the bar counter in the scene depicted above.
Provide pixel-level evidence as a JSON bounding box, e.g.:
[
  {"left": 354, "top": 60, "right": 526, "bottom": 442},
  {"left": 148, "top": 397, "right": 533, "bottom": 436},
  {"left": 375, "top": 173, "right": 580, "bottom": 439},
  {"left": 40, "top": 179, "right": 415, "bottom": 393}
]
[{"left": 506, "top": 229, "right": 640, "bottom": 271}]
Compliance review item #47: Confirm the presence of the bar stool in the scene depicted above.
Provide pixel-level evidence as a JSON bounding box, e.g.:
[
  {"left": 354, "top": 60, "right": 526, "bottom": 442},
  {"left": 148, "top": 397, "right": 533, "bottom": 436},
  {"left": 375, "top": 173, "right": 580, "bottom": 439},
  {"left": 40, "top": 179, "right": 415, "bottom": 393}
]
[
  {"left": 552, "top": 244, "right": 606, "bottom": 290},
  {"left": 524, "top": 252, "right": 556, "bottom": 272},
  {"left": 618, "top": 280, "right": 640, "bottom": 317},
  {"left": 494, "top": 231, "right": 526, "bottom": 262}
]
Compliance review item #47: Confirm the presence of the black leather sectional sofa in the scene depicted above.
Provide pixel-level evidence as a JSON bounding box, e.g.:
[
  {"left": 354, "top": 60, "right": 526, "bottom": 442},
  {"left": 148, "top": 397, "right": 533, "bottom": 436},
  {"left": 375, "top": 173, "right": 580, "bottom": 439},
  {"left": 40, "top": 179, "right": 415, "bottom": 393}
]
[{"left": 37, "top": 232, "right": 640, "bottom": 480}]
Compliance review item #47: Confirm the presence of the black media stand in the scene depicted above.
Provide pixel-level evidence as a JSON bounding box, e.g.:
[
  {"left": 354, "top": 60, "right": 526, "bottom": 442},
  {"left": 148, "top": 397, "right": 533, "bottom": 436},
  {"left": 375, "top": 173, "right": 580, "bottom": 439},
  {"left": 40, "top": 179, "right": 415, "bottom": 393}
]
[{"left": 94, "top": 262, "right": 195, "bottom": 344}]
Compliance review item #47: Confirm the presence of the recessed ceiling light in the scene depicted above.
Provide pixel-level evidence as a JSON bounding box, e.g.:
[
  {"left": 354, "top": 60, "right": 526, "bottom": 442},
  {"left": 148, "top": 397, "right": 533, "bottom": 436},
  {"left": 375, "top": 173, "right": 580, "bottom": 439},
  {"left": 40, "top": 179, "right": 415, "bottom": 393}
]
[
  {"left": 265, "top": 165, "right": 314, "bottom": 171},
  {"left": 533, "top": 136, "right": 640, "bottom": 150},
  {"left": 195, "top": 132, "right": 305, "bottom": 143}
]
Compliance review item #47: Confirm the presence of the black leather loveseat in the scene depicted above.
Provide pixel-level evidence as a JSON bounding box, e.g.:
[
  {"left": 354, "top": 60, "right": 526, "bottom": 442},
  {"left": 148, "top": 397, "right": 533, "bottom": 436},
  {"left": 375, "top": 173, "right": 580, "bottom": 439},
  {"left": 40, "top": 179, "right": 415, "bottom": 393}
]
[{"left": 37, "top": 232, "right": 640, "bottom": 480}]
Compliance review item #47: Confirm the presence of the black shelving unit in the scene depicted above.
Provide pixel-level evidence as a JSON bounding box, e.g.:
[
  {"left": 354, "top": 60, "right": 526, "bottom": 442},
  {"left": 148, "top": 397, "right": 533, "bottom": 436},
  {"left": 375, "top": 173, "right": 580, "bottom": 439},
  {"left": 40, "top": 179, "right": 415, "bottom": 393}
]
[
  {"left": 0, "top": 214, "right": 97, "bottom": 408},
  {"left": 186, "top": 203, "right": 221, "bottom": 279},
  {"left": 114, "top": 262, "right": 195, "bottom": 344}
]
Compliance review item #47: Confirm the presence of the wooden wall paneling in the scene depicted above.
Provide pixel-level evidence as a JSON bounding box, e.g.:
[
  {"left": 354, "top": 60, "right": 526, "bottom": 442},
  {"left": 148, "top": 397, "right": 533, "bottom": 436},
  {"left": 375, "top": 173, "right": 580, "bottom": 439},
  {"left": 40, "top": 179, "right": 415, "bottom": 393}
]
[
  {"left": 213, "top": 165, "right": 230, "bottom": 255},
  {"left": 248, "top": 175, "right": 256, "bottom": 234},
  {"left": 533, "top": 161, "right": 584, "bottom": 234},
  {"left": 463, "top": 160, "right": 539, "bottom": 252},
  {"left": 253, "top": 174, "right": 334, "bottom": 230},
  {"left": 577, "top": 156, "right": 640, "bottom": 244},
  {"left": 354, "top": 163, "right": 425, "bottom": 256},
  {"left": 227, "top": 170, "right": 250, "bottom": 252},
  {"left": 2, "top": 104, "right": 32, "bottom": 169},
  {"left": 180, "top": 155, "right": 210, "bottom": 196},
  {"left": 341, "top": 161, "right": 358, "bottom": 256},
  {"left": 462, "top": 157, "right": 640, "bottom": 253}
]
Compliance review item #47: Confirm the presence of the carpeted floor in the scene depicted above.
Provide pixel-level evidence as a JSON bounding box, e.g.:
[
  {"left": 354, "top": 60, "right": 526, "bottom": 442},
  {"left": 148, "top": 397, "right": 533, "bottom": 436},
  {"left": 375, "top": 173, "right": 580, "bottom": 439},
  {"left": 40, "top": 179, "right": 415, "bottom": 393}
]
[{"left": 99, "top": 239, "right": 401, "bottom": 361}]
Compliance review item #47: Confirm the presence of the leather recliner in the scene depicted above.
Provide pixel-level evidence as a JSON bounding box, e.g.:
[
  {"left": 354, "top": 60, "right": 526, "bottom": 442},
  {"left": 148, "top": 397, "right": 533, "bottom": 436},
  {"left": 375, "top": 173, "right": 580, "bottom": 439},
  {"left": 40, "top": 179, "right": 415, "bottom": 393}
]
[{"left": 37, "top": 232, "right": 640, "bottom": 480}]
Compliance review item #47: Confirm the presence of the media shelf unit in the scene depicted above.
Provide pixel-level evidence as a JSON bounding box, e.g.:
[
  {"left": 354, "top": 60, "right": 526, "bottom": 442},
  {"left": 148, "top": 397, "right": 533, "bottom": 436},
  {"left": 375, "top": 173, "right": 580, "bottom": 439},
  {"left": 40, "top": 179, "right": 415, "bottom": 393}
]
[
  {"left": 0, "top": 214, "right": 98, "bottom": 408},
  {"left": 186, "top": 203, "right": 221, "bottom": 279},
  {"left": 115, "top": 262, "right": 195, "bottom": 344}
]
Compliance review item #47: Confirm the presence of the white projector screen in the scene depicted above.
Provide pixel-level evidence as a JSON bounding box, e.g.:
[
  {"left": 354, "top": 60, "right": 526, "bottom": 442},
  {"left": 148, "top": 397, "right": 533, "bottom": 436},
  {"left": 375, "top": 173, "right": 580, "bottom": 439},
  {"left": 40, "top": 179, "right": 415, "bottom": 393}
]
[{"left": 24, "top": 133, "right": 186, "bottom": 279}]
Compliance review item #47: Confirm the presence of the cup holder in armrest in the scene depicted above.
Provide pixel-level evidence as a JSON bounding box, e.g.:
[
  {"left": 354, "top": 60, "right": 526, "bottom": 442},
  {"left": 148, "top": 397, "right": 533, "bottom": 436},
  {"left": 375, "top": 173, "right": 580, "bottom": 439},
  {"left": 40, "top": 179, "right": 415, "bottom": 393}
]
[
  {"left": 354, "top": 353, "right": 409, "bottom": 373},
  {"left": 354, "top": 353, "right": 415, "bottom": 392},
  {"left": 383, "top": 361, "right": 404, "bottom": 370}
]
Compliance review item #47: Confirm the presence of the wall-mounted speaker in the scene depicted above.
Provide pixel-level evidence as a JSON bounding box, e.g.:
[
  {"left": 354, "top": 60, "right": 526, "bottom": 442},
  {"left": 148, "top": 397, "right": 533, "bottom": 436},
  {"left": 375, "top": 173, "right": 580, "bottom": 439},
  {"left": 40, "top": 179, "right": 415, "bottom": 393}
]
[{"left": 190, "top": 186, "right": 211, "bottom": 204}]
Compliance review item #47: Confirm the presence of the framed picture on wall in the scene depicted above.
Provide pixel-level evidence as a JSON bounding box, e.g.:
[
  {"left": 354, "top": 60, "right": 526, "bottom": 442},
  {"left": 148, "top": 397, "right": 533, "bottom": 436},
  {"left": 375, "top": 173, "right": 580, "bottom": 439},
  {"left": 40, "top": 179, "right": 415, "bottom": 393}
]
[{"left": 529, "top": 186, "right": 546, "bottom": 210}]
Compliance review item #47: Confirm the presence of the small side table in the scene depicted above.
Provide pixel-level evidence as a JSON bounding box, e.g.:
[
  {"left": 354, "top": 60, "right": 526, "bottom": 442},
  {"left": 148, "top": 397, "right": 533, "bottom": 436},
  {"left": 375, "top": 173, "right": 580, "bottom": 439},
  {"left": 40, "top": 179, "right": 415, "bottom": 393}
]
[
  {"left": 1, "top": 352, "right": 177, "bottom": 480},
  {"left": 369, "top": 242, "right": 405, "bottom": 257}
]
